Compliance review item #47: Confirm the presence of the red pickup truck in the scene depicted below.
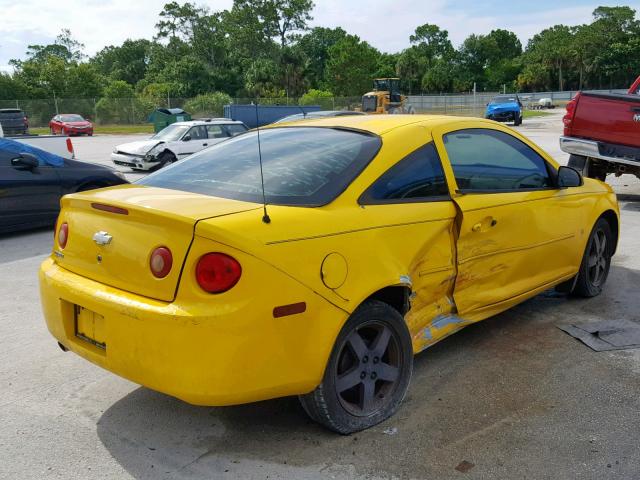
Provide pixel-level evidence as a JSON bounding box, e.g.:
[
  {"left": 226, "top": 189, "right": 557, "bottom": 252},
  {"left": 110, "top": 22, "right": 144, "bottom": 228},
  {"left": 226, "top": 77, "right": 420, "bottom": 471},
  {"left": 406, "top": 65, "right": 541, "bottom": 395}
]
[{"left": 560, "top": 76, "right": 640, "bottom": 180}]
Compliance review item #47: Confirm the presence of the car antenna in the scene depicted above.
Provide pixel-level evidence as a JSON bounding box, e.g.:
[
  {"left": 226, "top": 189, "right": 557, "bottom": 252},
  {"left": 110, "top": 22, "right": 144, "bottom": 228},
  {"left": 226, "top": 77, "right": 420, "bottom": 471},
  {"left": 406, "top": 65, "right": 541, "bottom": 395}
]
[{"left": 254, "top": 102, "right": 271, "bottom": 224}]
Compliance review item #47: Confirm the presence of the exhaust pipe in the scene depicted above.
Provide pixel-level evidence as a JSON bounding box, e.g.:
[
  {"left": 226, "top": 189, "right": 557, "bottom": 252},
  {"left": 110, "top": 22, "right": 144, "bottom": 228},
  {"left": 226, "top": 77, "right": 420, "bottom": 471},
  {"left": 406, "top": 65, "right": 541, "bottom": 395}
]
[{"left": 58, "top": 342, "right": 69, "bottom": 352}]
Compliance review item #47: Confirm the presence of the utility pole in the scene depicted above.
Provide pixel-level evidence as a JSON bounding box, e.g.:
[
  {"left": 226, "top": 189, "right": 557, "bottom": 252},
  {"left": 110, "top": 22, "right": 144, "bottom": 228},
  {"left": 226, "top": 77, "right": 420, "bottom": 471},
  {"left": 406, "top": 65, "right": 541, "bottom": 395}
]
[{"left": 473, "top": 82, "right": 476, "bottom": 115}]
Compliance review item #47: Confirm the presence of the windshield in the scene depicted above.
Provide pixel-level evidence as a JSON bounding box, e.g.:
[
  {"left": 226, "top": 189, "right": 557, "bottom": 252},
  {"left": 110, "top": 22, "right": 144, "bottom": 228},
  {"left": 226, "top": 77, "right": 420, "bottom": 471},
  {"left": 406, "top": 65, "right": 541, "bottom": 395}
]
[
  {"left": 138, "top": 127, "right": 381, "bottom": 206},
  {"left": 60, "top": 114, "right": 85, "bottom": 122},
  {"left": 490, "top": 96, "right": 518, "bottom": 104},
  {"left": 152, "top": 124, "right": 190, "bottom": 141},
  {"left": 374, "top": 79, "right": 390, "bottom": 91}
]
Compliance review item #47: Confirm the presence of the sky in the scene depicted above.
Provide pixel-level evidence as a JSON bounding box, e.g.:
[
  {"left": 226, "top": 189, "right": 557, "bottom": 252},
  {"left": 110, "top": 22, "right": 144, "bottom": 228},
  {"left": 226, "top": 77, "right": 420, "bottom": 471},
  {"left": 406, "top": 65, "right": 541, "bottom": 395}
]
[{"left": 0, "top": 0, "right": 638, "bottom": 73}]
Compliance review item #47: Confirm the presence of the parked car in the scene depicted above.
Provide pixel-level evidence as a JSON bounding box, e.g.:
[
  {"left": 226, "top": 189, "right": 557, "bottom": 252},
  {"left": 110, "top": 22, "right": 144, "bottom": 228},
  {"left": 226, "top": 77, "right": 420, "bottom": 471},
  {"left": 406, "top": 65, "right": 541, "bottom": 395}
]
[
  {"left": 485, "top": 94, "right": 523, "bottom": 125},
  {"left": 560, "top": 75, "right": 640, "bottom": 180},
  {"left": 41, "top": 115, "right": 618, "bottom": 434},
  {"left": 0, "top": 108, "right": 29, "bottom": 135},
  {"left": 49, "top": 114, "right": 94, "bottom": 136},
  {"left": 111, "top": 119, "right": 248, "bottom": 171},
  {"left": 0, "top": 138, "right": 127, "bottom": 233},
  {"left": 273, "top": 110, "right": 367, "bottom": 124}
]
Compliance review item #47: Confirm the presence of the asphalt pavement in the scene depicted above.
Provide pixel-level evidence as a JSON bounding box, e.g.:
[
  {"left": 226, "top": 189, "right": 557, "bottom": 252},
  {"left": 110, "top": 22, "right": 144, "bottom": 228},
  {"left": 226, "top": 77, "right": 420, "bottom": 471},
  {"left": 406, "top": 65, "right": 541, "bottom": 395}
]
[{"left": 1, "top": 112, "right": 639, "bottom": 479}]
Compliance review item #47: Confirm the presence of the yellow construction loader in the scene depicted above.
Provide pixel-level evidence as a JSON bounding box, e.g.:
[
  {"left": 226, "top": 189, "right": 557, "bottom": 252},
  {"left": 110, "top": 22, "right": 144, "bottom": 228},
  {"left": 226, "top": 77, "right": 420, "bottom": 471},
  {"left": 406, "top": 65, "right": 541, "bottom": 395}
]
[{"left": 361, "top": 78, "right": 415, "bottom": 114}]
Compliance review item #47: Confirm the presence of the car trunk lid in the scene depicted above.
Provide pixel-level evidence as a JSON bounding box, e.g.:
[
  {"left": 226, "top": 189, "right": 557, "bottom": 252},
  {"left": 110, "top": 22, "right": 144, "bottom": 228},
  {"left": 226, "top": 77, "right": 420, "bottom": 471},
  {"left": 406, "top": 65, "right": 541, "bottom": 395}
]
[{"left": 55, "top": 185, "right": 261, "bottom": 302}]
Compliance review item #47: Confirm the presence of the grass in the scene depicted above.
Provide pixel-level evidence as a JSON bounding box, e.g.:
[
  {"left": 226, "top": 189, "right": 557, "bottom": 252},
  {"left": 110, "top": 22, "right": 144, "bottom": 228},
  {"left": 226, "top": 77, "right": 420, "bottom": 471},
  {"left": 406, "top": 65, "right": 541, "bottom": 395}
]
[
  {"left": 28, "top": 124, "right": 154, "bottom": 136},
  {"left": 522, "top": 110, "right": 554, "bottom": 118}
]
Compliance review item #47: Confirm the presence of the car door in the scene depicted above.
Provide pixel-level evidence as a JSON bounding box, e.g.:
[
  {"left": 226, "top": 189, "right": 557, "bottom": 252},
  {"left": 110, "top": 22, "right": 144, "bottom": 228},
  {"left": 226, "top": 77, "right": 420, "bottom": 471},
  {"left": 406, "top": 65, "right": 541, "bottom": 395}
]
[
  {"left": 205, "top": 124, "right": 232, "bottom": 148},
  {"left": 433, "top": 124, "right": 586, "bottom": 320},
  {"left": 359, "top": 141, "right": 459, "bottom": 351},
  {"left": 0, "top": 147, "right": 62, "bottom": 230},
  {"left": 172, "top": 126, "right": 208, "bottom": 158}
]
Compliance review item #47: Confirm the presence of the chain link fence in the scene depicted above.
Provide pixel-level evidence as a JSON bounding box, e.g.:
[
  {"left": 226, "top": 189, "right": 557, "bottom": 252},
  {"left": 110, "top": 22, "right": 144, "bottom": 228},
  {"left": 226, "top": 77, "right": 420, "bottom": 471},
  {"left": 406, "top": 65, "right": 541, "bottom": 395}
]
[
  {"left": 0, "top": 89, "right": 627, "bottom": 128},
  {"left": 0, "top": 96, "right": 362, "bottom": 128}
]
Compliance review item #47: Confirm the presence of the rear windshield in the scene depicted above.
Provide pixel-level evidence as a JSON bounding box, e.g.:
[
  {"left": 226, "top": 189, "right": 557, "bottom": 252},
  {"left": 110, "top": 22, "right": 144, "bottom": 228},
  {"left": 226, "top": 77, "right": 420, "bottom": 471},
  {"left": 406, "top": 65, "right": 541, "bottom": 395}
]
[
  {"left": 0, "top": 110, "right": 23, "bottom": 117},
  {"left": 138, "top": 127, "right": 381, "bottom": 206}
]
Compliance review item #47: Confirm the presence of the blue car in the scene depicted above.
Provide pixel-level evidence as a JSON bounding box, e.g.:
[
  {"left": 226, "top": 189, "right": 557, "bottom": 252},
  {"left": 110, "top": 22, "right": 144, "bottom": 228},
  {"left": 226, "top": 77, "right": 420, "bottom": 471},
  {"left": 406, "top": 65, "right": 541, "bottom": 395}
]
[{"left": 485, "top": 94, "right": 523, "bottom": 126}]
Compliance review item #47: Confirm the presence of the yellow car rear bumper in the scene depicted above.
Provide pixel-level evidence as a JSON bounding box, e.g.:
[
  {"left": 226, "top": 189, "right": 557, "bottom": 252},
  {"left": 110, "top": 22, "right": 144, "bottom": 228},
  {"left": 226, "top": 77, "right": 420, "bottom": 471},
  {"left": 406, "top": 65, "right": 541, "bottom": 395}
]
[{"left": 39, "top": 257, "right": 347, "bottom": 406}]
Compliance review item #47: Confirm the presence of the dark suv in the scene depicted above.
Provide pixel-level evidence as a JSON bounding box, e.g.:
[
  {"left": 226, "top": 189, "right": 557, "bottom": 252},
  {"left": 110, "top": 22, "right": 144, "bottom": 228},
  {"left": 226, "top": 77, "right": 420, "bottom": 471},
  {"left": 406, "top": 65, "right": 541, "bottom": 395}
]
[{"left": 0, "top": 109, "right": 29, "bottom": 135}]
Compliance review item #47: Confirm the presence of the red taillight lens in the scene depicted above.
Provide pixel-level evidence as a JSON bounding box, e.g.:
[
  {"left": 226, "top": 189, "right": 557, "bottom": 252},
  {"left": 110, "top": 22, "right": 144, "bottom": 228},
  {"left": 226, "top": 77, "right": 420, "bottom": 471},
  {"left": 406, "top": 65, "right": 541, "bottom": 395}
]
[
  {"left": 150, "top": 247, "right": 173, "bottom": 278},
  {"left": 196, "top": 253, "right": 242, "bottom": 293},
  {"left": 58, "top": 222, "right": 69, "bottom": 249},
  {"left": 562, "top": 93, "right": 580, "bottom": 135}
]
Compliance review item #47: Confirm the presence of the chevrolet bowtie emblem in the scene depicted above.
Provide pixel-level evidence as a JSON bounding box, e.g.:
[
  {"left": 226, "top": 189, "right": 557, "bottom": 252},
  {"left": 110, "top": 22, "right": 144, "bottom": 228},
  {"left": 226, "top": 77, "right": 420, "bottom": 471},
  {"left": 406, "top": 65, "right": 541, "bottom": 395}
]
[{"left": 93, "top": 231, "right": 113, "bottom": 246}]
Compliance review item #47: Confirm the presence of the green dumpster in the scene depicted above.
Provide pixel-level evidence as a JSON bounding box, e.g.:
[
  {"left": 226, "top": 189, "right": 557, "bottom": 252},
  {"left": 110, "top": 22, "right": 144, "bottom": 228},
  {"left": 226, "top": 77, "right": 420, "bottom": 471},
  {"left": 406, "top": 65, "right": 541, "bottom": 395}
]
[{"left": 148, "top": 108, "right": 191, "bottom": 133}]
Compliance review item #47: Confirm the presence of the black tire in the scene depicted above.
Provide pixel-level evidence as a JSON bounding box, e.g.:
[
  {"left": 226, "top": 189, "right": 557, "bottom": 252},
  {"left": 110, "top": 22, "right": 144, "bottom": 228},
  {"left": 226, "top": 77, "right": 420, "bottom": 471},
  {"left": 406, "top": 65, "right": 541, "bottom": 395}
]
[
  {"left": 157, "top": 151, "right": 176, "bottom": 169},
  {"left": 572, "top": 218, "right": 613, "bottom": 297},
  {"left": 568, "top": 155, "right": 607, "bottom": 181},
  {"left": 299, "top": 300, "right": 413, "bottom": 434},
  {"left": 514, "top": 113, "right": 522, "bottom": 126}
]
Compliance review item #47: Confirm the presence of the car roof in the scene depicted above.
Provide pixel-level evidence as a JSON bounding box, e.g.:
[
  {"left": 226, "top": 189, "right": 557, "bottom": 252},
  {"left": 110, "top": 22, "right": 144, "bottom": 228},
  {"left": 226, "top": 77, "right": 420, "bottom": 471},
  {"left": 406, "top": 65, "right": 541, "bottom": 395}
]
[
  {"left": 173, "top": 119, "right": 245, "bottom": 127},
  {"left": 265, "top": 114, "right": 490, "bottom": 135}
]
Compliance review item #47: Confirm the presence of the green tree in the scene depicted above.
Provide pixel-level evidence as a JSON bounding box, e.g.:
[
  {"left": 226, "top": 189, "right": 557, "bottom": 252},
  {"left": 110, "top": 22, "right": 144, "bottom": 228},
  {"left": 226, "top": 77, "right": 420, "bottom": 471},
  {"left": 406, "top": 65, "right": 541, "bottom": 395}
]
[
  {"left": 324, "top": 35, "right": 380, "bottom": 96},
  {"left": 296, "top": 27, "right": 347, "bottom": 89},
  {"left": 92, "top": 39, "right": 152, "bottom": 86},
  {"left": 409, "top": 23, "right": 454, "bottom": 66}
]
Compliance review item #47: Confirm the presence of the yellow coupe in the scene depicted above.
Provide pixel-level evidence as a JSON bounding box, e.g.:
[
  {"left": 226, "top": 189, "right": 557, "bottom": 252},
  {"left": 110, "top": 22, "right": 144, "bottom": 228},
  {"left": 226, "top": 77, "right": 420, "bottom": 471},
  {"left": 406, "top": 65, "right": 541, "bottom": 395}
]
[{"left": 40, "top": 115, "right": 619, "bottom": 434}]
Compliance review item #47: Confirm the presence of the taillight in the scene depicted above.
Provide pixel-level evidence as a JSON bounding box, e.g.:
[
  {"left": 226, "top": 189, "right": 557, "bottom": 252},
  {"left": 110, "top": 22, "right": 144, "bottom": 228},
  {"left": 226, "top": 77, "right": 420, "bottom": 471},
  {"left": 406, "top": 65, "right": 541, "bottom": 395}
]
[
  {"left": 58, "top": 222, "right": 69, "bottom": 249},
  {"left": 196, "top": 253, "right": 242, "bottom": 293},
  {"left": 66, "top": 138, "right": 74, "bottom": 157},
  {"left": 563, "top": 92, "right": 580, "bottom": 135},
  {"left": 23, "top": 116, "right": 28, "bottom": 126},
  {"left": 150, "top": 247, "right": 173, "bottom": 278}
]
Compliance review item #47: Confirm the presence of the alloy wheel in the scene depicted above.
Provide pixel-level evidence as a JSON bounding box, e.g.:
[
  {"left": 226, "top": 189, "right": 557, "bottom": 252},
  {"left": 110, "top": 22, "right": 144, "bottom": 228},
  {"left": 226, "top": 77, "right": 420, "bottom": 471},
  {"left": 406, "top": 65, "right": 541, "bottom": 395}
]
[
  {"left": 587, "top": 228, "right": 608, "bottom": 287},
  {"left": 334, "top": 321, "right": 403, "bottom": 417}
]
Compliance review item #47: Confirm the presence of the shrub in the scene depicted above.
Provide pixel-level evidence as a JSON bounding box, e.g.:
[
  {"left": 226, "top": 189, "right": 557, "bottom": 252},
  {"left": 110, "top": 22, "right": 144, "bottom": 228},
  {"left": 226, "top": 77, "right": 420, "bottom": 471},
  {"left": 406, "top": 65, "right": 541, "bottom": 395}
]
[
  {"left": 299, "top": 89, "right": 334, "bottom": 108},
  {"left": 183, "top": 92, "right": 233, "bottom": 117}
]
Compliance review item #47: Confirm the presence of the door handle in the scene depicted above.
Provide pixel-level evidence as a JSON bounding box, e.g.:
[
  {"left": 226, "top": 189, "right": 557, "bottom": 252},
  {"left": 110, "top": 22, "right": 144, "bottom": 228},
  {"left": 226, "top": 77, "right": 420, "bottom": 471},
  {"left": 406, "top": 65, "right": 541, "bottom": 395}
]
[
  {"left": 631, "top": 107, "right": 640, "bottom": 112},
  {"left": 203, "top": 143, "right": 208, "bottom": 146}
]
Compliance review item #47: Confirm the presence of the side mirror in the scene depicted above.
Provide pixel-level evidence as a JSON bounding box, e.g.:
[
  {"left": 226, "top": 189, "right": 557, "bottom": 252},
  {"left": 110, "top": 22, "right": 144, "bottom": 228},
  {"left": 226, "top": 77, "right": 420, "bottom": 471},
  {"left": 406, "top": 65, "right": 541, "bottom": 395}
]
[
  {"left": 11, "top": 153, "right": 39, "bottom": 169},
  {"left": 558, "top": 166, "right": 583, "bottom": 188},
  {"left": 183, "top": 135, "right": 191, "bottom": 142}
]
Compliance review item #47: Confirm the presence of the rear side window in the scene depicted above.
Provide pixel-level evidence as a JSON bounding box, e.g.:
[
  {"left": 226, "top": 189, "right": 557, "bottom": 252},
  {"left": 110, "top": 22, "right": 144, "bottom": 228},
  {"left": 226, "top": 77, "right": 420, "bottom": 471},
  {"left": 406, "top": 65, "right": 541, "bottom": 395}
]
[
  {"left": 224, "top": 124, "right": 248, "bottom": 137},
  {"left": 360, "top": 143, "right": 449, "bottom": 203},
  {"left": 138, "top": 127, "right": 381, "bottom": 206},
  {"left": 188, "top": 126, "right": 207, "bottom": 140},
  {"left": 443, "top": 129, "right": 552, "bottom": 191},
  {"left": 206, "top": 125, "right": 226, "bottom": 138}
]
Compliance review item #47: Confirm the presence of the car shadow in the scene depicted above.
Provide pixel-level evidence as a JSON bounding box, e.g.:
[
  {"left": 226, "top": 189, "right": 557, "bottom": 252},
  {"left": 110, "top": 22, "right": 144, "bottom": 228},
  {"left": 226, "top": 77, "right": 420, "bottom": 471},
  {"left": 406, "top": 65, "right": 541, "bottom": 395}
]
[{"left": 95, "top": 264, "right": 639, "bottom": 479}]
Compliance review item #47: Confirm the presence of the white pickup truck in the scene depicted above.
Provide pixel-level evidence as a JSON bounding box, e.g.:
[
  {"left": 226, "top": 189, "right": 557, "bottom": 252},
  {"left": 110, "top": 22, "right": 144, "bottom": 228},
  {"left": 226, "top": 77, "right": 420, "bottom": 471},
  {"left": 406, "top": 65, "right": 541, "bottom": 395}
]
[{"left": 0, "top": 122, "right": 75, "bottom": 159}]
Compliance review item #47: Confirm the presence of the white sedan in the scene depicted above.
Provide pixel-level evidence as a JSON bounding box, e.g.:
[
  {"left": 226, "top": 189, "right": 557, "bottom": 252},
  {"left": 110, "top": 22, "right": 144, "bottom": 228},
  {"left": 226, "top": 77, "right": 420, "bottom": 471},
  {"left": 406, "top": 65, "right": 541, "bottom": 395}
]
[{"left": 111, "top": 119, "right": 248, "bottom": 171}]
